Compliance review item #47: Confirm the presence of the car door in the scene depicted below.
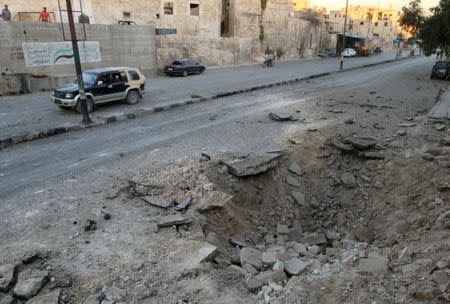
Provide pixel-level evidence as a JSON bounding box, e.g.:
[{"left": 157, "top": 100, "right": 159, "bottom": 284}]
[
  {"left": 110, "top": 71, "right": 129, "bottom": 99},
  {"left": 185, "top": 60, "right": 195, "bottom": 75},
  {"left": 90, "top": 73, "right": 111, "bottom": 102}
]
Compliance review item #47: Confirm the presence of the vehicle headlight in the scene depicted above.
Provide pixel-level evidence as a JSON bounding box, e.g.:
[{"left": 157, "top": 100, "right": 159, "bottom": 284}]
[{"left": 65, "top": 93, "right": 74, "bottom": 99}]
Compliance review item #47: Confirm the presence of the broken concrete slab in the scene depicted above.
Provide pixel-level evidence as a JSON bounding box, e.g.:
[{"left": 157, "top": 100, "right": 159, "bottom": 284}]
[
  {"left": 157, "top": 214, "right": 193, "bottom": 228},
  {"left": 262, "top": 251, "right": 278, "bottom": 266},
  {"left": 269, "top": 111, "right": 292, "bottom": 121},
  {"left": 284, "top": 258, "right": 311, "bottom": 276},
  {"left": 140, "top": 196, "right": 174, "bottom": 209},
  {"left": 240, "top": 247, "right": 263, "bottom": 270},
  {"left": 196, "top": 191, "right": 233, "bottom": 213},
  {"left": 0, "top": 264, "right": 17, "bottom": 292},
  {"left": 220, "top": 153, "right": 282, "bottom": 177},
  {"left": 26, "top": 289, "right": 61, "bottom": 304},
  {"left": 174, "top": 196, "right": 192, "bottom": 211},
  {"left": 288, "top": 162, "right": 303, "bottom": 176},
  {"left": 344, "top": 136, "right": 377, "bottom": 150},
  {"left": 357, "top": 252, "right": 389, "bottom": 276},
  {"left": 291, "top": 191, "right": 306, "bottom": 206},
  {"left": 340, "top": 172, "right": 357, "bottom": 189},
  {"left": 13, "top": 269, "right": 49, "bottom": 300}
]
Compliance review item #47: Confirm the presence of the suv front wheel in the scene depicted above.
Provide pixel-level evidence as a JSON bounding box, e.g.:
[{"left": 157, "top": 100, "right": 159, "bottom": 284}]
[
  {"left": 125, "top": 90, "right": 141, "bottom": 105},
  {"left": 75, "top": 98, "right": 94, "bottom": 113}
]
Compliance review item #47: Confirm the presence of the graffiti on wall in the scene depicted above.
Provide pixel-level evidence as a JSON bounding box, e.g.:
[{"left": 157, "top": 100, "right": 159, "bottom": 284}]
[{"left": 22, "top": 41, "right": 101, "bottom": 67}]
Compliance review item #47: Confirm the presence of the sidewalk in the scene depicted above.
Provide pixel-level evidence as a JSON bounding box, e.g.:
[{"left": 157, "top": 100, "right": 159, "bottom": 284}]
[{"left": 0, "top": 52, "right": 410, "bottom": 149}]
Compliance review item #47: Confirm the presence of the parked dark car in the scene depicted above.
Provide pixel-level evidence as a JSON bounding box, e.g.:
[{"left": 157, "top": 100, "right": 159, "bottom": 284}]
[
  {"left": 430, "top": 61, "right": 449, "bottom": 80},
  {"left": 164, "top": 59, "right": 206, "bottom": 77},
  {"left": 51, "top": 67, "right": 146, "bottom": 113}
]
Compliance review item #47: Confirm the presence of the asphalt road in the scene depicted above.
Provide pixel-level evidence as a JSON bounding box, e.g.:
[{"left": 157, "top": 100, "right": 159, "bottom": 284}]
[
  {"left": 0, "top": 52, "right": 407, "bottom": 137},
  {"left": 0, "top": 55, "right": 435, "bottom": 201}
]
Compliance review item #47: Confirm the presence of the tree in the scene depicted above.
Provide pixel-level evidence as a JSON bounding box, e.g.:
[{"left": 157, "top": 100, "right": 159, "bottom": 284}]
[
  {"left": 419, "top": 0, "right": 450, "bottom": 56},
  {"left": 399, "top": 0, "right": 424, "bottom": 38}
]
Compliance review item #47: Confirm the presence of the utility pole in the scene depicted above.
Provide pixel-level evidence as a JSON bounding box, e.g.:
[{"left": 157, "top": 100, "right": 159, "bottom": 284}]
[
  {"left": 339, "top": 0, "right": 349, "bottom": 72},
  {"left": 66, "top": 0, "right": 91, "bottom": 124}
]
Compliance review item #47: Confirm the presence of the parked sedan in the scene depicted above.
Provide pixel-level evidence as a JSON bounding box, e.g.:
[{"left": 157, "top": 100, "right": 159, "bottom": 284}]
[
  {"left": 164, "top": 59, "right": 206, "bottom": 77},
  {"left": 430, "top": 61, "right": 449, "bottom": 80},
  {"left": 342, "top": 48, "right": 357, "bottom": 57}
]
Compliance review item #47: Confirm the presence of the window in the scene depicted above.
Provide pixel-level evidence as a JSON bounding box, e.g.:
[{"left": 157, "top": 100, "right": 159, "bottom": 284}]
[
  {"left": 164, "top": 2, "right": 173, "bottom": 15},
  {"left": 123, "top": 11, "right": 131, "bottom": 18},
  {"left": 128, "top": 70, "right": 140, "bottom": 81},
  {"left": 360, "top": 21, "right": 364, "bottom": 25},
  {"left": 374, "top": 22, "right": 378, "bottom": 26},
  {"left": 384, "top": 22, "right": 388, "bottom": 27},
  {"left": 190, "top": 3, "right": 199, "bottom": 16},
  {"left": 111, "top": 72, "right": 126, "bottom": 83}
]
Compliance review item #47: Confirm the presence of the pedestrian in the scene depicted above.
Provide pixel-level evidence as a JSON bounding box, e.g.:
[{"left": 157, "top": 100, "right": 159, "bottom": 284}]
[
  {"left": 0, "top": 4, "right": 11, "bottom": 21},
  {"left": 39, "top": 7, "right": 51, "bottom": 22}
]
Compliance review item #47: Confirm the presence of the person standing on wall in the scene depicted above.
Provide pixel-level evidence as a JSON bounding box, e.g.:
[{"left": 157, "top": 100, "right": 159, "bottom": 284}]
[
  {"left": 39, "top": 7, "right": 51, "bottom": 22},
  {"left": 0, "top": 4, "right": 11, "bottom": 21}
]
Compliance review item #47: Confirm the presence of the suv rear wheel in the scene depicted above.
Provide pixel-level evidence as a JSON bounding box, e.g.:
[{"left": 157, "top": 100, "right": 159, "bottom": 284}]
[
  {"left": 75, "top": 98, "right": 94, "bottom": 113},
  {"left": 125, "top": 90, "right": 141, "bottom": 105}
]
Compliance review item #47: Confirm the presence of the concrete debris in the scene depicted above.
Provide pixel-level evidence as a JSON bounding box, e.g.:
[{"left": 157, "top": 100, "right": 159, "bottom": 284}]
[
  {"left": 26, "top": 289, "right": 61, "bottom": 304},
  {"left": 132, "top": 262, "right": 145, "bottom": 272},
  {"left": 229, "top": 238, "right": 252, "bottom": 248},
  {"left": 157, "top": 214, "right": 193, "bottom": 228},
  {"left": 245, "top": 277, "right": 263, "bottom": 292},
  {"left": 358, "top": 151, "right": 385, "bottom": 160},
  {"left": 140, "top": 196, "right": 173, "bottom": 209},
  {"left": 408, "top": 282, "right": 440, "bottom": 300},
  {"left": 174, "top": 195, "right": 192, "bottom": 211},
  {"left": 344, "top": 136, "right": 377, "bottom": 150},
  {"left": 196, "top": 191, "right": 233, "bottom": 213},
  {"left": 0, "top": 295, "right": 14, "bottom": 304},
  {"left": 397, "top": 123, "right": 416, "bottom": 127},
  {"left": 269, "top": 111, "right": 292, "bottom": 121},
  {"left": 220, "top": 153, "right": 282, "bottom": 177},
  {"left": 286, "top": 175, "right": 301, "bottom": 187},
  {"left": 0, "top": 264, "right": 17, "bottom": 292},
  {"left": 357, "top": 252, "right": 388, "bottom": 276},
  {"left": 240, "top": 247, "right": 263, "bottom": 270},
  {"left": 291, "top": 191, "right": 306, "bottom": 206},
  {"left": 13, "top": 269, "right": 49, "bottom": 300},
  {"left": 288, "top": 162, "right": 303, "bottom": 176},
  {"left": 255, "top": 269, "right": 287, "bottom": 284},
  {"left": 262, "top": 251, "right": 278, "bottom": 266},
  {"left": 331, "top": 140, "right": 354, "bottom": 152},
  {"left": 303, "top": 233, "right": 327, "bottom": 245},
  {"left": 284, "top": 258, "right": 311, "bottom": 276},
  {"left": 276, "top": 224, "right": 289, "bottom": 235},
  {"left": 340, "top": 172, "right": 357, "bottom": 189}
]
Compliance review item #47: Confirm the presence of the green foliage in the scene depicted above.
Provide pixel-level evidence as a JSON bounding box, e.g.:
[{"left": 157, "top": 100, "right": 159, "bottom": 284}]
[
  {"left": 400, "top": 0, "right": 424, "bottom": 38},
  {"left": 261, "top": 0, "right": 268, "bottom": 11},
  {"left": 276, "top": 48, "right": 285, "bottom": 59},
  {"left": 419, "top": 0, "right": 450, "bottom": 56}
]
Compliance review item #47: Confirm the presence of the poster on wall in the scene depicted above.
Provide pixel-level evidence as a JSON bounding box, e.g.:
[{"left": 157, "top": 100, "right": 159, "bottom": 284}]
[{"left": 22, "top": 41, "right": 101, "bottom": 67}]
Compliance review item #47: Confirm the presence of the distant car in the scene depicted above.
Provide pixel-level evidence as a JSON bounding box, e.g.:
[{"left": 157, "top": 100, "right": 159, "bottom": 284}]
[
  {"left": 342, "top": 48, "right": 357, "bottom": 57},
  {"left": 164, "top": 59, "right": 206, "bottom": 77},
  {"left": 430, "top": 61, "right": 449, "bottom": 80},
  {"left": 118, "top": 20, "right": 136, "bottom": 25},
  {"left": 51, "top": 67, "right": 146, "bottom": 113},
  {"left": 318, "top": 50, "right": 329, "bottom": 58}
]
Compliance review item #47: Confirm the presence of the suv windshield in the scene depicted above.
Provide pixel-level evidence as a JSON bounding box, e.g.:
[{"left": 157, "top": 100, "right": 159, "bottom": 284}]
[{"left": 81, "top": 72, "right": 97, "bottom": 86}]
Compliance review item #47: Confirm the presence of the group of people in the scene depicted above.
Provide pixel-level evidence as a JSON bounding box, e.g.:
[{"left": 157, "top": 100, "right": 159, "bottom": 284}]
[{"left": 1, "top": 5, "right": 51, "bottom": 22}]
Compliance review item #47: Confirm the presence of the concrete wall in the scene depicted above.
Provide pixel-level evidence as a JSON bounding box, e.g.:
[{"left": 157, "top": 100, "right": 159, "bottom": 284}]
[{"left": 0, "top": 22, "right": 156, "bottom": 76}]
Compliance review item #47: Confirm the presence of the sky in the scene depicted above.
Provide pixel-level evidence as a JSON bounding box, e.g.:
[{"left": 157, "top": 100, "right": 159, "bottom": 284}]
[{"left": 311, "top": 0, "right": 440, "bottom": 12}]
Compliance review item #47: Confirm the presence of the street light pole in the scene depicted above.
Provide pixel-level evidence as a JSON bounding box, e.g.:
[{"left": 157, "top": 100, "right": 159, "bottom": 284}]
[
  {"left": 66, "top": 0, "right": 91, "bottom": 124},
  {"left": 339, "top": 0, "right": 349, "bottom": 71}
]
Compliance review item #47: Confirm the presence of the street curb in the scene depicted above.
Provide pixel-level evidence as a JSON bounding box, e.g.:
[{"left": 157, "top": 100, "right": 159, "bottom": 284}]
[{"left": 0, "top": 56, "right": 410, "bottom": 151}]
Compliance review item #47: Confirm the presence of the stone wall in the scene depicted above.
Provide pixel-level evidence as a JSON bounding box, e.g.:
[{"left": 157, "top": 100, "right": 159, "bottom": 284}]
[
  {"left": 156, "top": 36, "right": 260, "bottom": 68},
  {"left": 0, "top": 22, "right": 156, "bottom": 76},
  {"left": 92, "top": 0, "right": 221, "bottom": 38}
]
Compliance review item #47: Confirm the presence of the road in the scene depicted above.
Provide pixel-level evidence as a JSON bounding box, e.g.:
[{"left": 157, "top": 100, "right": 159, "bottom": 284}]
[
  {"left": 0, "top": 52, "right": 406, "bottom": 138},
  {"left": 0, "top": 55, "right": 436, "bottom": 200}
]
